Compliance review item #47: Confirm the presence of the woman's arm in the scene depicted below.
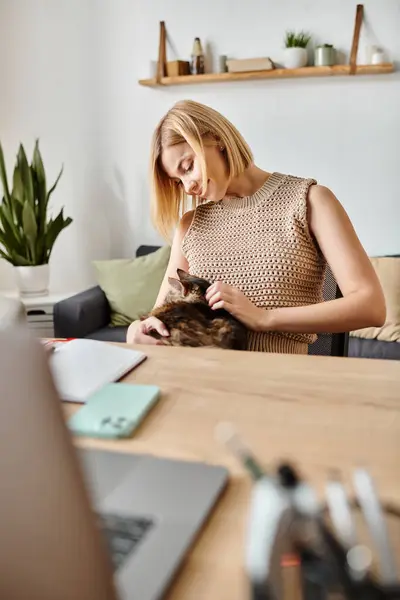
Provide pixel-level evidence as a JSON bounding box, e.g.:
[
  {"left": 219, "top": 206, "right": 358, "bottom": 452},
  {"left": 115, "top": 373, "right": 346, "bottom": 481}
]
[
  {"left": 260, "top": 185, "right": 386, "bottom": 334},
  {"left": 153, "top": 209, "right": 194, "bottom": 307},
  {"left": 126, "top": 210, "right": 194, "bottom": 344}
]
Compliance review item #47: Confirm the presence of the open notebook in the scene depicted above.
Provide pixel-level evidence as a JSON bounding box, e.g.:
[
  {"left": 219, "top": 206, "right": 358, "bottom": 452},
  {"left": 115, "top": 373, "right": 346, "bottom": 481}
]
[{"left": 48, "top": 339, "right": 146, "bottom": 403}]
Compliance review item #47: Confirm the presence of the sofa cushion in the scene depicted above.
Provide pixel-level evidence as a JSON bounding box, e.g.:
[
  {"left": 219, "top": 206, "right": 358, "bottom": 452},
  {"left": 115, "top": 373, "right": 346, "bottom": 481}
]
[
  {"left": 351, "top": 256, "right": 400, "bottom": 343},
  {"left": 93, "top": 246, "right": 170, "bottom": 326}
]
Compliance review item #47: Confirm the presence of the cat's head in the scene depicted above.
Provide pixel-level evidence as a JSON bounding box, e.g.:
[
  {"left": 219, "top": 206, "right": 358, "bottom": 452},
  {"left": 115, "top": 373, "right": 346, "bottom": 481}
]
[{"left": 166, "top": 269, "right": 211, "bottom": 303}]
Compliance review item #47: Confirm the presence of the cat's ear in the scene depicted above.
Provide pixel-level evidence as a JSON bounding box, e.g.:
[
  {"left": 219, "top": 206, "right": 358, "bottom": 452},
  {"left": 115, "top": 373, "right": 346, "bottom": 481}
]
[
  {"left": 177, "top": 269, "right": 210, "bottom": 294},
  {"left": 176, "top": 268, "right": 190, "bottom": 282},
  {"left": 168, "top": 277, "right": 188, "bottom": 296}
]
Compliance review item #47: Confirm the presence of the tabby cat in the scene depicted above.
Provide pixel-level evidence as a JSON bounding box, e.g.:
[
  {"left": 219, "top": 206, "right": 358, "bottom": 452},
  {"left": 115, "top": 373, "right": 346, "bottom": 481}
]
[{"left": 143, "top": 269, "right": 248, "bottom": 350}]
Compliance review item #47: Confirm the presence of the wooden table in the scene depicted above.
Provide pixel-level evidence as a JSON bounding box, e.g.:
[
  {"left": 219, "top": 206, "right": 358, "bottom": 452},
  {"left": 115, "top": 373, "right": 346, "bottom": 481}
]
[{"left": 64, "top": 346, "right": 400, "bottom": 599}]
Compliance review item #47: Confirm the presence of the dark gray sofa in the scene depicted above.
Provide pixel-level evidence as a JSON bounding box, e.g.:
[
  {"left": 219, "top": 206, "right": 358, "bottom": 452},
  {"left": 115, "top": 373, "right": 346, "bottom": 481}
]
[
  {"left": 53, "top": 247, "right": 400, "bottom": 360},
  {"left": 348, "top": 336, "right": 400, "bottom": 360},
  {"left": 348, "top": 253, "right": 400, "bottom": 360}
]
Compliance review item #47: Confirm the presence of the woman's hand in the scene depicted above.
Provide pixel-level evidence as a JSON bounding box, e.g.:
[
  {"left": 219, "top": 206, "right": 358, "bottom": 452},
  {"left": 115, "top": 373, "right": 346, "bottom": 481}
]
[
  {"left": 126, "top": 317, "right": 170, "bottom": 345},
  {"left": 206, "top": 282, "right": 264, "bottom": 331}
]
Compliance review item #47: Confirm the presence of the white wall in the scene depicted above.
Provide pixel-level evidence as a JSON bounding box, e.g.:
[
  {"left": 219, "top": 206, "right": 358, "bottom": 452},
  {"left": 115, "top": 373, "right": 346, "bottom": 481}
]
[{"left": 0, "top": 0, "right": 399, "bottom": 292}]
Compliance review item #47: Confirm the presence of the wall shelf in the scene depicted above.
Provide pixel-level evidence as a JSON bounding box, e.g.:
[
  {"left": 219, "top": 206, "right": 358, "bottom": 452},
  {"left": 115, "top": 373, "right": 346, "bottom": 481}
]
[{"left": 138, "top": 63, "right": 394, "bottom": 87}]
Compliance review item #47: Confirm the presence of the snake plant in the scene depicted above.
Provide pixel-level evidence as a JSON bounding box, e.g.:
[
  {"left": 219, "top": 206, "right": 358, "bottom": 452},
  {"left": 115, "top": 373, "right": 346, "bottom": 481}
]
[{"left": 0, "top": 140, "right": 72, "bottom": 266}]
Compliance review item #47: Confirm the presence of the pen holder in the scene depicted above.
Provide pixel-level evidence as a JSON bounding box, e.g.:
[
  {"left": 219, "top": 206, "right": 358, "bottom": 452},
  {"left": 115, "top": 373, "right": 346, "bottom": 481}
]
[{"left": 245, "top": 464, "right": 400, "bottom": 600}]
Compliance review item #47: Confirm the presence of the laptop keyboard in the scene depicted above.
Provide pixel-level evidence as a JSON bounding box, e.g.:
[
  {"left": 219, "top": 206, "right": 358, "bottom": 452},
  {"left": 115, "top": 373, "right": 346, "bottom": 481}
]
[{"left": 98, "top": 513, "right": 154, "bottom": 570}]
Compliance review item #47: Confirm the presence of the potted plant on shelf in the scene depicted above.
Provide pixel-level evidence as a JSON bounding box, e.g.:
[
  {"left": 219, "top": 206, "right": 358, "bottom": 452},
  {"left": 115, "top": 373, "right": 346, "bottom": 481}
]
[
  {"left": 0, "top": 140, "right": 72, "bottom": 296},
  {"left": 283, "top": 31, "right": 311, "bottom": 69}
]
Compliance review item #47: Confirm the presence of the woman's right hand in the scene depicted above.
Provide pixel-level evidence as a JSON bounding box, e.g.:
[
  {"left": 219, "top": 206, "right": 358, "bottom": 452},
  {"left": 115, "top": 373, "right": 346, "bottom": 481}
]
[{"left": 126, "top": 317, "right": 170, "bottom": 345}]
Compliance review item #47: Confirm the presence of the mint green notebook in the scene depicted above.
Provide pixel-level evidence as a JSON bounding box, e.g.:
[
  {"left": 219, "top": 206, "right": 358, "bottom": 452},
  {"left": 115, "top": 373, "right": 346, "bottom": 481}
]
[{"left": 68, "top": 383, "right": 160, "bottom": 439}]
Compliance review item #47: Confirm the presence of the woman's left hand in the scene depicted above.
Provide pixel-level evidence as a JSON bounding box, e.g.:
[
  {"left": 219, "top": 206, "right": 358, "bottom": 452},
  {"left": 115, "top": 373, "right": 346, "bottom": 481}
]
[{"left": 205, "top": 282, "right": 264, "bottom": 331}]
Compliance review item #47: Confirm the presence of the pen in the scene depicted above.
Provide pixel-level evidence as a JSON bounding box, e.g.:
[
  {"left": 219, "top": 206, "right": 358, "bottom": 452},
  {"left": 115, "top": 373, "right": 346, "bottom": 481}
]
[
  {"left": 215, "top": 422, "right": 265, "bottom": 480},
  {"left": 42, "top": 341, "right": 58, "bottom": 354}
]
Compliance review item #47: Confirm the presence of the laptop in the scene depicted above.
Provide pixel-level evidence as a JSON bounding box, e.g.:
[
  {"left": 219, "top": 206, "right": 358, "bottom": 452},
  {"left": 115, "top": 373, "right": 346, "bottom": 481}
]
[{"left": 0, "top": 327, "right": 228, "bottom": 600}]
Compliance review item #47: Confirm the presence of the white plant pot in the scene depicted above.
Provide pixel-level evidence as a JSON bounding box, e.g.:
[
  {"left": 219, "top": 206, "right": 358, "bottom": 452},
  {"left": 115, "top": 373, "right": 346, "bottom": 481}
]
[
  {"left": 14, "top": 264, "right": 50, "bottom": 297},
  {"left": 283, "top": 47, "right": 308, "bottom": 69}
]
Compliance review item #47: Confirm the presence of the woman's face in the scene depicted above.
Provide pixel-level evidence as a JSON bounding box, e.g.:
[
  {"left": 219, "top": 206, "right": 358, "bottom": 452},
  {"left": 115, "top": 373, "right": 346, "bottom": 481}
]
[{"left": 161, "top": 140, "right": 229, "bottom": 202}]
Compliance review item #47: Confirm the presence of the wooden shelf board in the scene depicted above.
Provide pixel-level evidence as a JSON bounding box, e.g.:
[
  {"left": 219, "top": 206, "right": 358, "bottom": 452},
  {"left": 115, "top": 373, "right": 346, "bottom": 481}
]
[{"left": 138, "top": 63, "right": 394, "bottom": 87}]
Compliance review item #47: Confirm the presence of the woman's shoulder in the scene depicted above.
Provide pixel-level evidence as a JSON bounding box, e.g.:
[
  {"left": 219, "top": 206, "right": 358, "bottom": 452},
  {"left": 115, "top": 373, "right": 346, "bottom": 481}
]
[
  {"left": 267, "top": 172, "right": 318, "bottom": 209},
  {"left": 275, "top": 171, "right": 317, "bottom": 189},
  {"left": 180, "top": 209, "right": 195, "bottom": 228},
  {"left": 178, "top": 201, "right": 217, "bottom": 231},
  {"left": 278, "top": 175, "right": 338, "bottom": 209}
]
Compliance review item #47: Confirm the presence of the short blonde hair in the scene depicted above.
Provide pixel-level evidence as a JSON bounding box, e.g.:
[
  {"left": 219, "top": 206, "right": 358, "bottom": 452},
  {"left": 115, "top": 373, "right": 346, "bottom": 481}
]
[{"left": 150, "top": 99, "right": 253, "bottom": 240}]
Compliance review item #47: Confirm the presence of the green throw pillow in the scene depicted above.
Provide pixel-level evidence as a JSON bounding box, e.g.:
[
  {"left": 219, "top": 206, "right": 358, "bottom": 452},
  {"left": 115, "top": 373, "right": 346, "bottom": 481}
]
[{"left": 93, "top": 246, "right": 171, "bottom": 327}]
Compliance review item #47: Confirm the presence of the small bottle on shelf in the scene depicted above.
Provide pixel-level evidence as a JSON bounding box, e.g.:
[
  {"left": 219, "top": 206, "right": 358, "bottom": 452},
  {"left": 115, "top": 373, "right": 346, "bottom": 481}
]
[
  {"left": 191, "top": 37, "right": 205, "bottom": 74},
  {"left": 219, "top": 55, "right": 228, "bottom": 73}
]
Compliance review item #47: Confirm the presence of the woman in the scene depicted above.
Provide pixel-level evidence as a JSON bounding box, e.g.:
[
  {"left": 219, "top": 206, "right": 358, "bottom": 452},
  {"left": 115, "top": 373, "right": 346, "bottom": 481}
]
[{"left": 127, "top": 100, "right": 385, "bottom": 353}]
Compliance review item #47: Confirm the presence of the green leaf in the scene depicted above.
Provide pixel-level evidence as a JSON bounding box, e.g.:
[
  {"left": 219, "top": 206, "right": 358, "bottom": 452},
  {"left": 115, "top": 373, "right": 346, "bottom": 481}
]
[
  {"left": 32, "top": 140, "right": 47, "bottom": 232},
  {"left": 22, "top": 201, "right": 37, "bottom": 262},
  {"left": 12, "top": 166, "right": 24, "bottom": 204},
  {"left": 36, "top": 235, "right": 47, "bottom": 264},
  {"left": 0, "top": 223, "right": 34, "bottom": 265},
  {"left": 22, "top": 201, "right": 37, "bottom": 239},
  {"left": 11, "top": 195, "right": 23, "bottom": 225},
  {"left": 0, "top": 142, "right": 11, "bottom": 204},
  {"left": 17, "top": 144, "right": 34, "bottom": 206},
  {"left": 0, "top": 202, "right": 15, "bottom": 230},
  {"left": 47, "top": 164, "right": 63, "bottom": 205},
  {"left": 31, "top": 168, "right": 44, "bottom": 228},
  {"left": 0, "top": 203, "right": 22, "bottom": 244},
  {"left": 0, "top": 228, "right": 11, "bottom": 249},
  {"left": 45, "top": 208, "right": 72, "bottom": 258},
  {"left": 32, "top": 140, "right": 46, "bottom": 197},
  {"left": 0, "top": 247, "right": 13, "bottom": 264},
  {"left": 284, "top": 30, "right": 311, "bottom": 48},
  {"left": 0, "top": 217, "right": 25, "bottom": 258},
  {"left": 9, "top": 250, "right": 32, "bottom": 267}
]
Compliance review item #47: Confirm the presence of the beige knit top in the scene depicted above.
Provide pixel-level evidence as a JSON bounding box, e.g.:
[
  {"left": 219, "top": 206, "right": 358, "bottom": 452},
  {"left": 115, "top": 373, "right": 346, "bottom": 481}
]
[{"left": 182, "top": 172, "right": 327, "bottom": 354}]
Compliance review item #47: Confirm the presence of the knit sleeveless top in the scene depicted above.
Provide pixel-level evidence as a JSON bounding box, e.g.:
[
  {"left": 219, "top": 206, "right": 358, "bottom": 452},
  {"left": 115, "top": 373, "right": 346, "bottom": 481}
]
[{"left": 182, "top": 172, "right": 327, "bottom": 354}]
